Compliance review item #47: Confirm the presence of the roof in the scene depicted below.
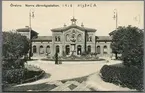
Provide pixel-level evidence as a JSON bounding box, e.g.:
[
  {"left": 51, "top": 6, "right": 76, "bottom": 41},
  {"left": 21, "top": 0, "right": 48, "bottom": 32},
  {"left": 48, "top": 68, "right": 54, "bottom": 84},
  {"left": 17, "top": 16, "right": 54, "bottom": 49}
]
[
  {"left": 32, "top": 36, "right": 52, "bottom": 42},
  {"left": 96, "top": 36, "right": 112, "bottom": 41},
  {"left": 16, "top": 27, "right": 38, "bottom": 34},
  {"left": 51, "top": 24, "right": 97, "bottom": 32}
]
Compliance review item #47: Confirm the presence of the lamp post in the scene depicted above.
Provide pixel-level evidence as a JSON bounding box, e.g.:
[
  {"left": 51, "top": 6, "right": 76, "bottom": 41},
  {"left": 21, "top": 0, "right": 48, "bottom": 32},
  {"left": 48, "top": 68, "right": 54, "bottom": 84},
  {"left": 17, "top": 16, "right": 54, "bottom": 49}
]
[
  {"left": 113, "top": 9, "right": 118, "bottom": 29},
  {"left": 28, "top": 9, "right": 35, "bottom": 59}
]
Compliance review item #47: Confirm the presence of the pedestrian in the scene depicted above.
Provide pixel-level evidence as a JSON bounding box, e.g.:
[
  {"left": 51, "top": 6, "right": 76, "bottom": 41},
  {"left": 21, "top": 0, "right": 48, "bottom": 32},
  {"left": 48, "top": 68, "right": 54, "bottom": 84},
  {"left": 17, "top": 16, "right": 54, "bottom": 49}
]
[{"left": 55, "top": 52, "right": 58, "bottom": 64}]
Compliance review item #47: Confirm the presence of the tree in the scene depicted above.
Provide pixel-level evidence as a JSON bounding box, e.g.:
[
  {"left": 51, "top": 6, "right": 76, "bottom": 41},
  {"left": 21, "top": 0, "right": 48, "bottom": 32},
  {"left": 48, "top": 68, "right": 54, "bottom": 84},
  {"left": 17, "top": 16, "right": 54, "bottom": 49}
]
[
  {"left": 109, "top": 25, "right": 143, "bottom": 68},
  {"left": 2, "top": 31, "right": 30, "bottom": 69},
  {"left": 109, "top": 26, "right": 127, "bottom": 59}
]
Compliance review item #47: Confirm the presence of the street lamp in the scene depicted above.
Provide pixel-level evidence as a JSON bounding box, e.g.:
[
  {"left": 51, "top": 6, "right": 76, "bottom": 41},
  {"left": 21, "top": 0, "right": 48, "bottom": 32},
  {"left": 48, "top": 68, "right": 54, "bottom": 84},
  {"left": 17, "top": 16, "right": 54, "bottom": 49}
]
[
  {"left": 29, "top": 9, "right": 35, "bottom": 59},
  {"left": 113, "top": 9, "right": 118, "bottom": 29}
]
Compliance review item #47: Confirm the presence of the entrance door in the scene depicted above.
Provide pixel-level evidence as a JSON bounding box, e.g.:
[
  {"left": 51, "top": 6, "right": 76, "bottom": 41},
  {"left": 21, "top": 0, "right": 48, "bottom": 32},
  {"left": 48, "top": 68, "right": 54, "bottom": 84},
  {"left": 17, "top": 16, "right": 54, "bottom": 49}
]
[
  {"left": 65, "top": 45, "right": 70, "bottom": 55},
  {"left": 77, "top": 45, "right": 82, "bottom": 55}
]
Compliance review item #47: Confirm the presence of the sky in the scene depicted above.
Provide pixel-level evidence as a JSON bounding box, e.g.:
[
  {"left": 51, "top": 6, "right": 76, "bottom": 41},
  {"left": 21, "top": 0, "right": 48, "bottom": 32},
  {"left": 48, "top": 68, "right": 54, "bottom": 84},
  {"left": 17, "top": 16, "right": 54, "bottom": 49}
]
[{"left": 2, "top": 1, "right": 144, "bottom": 36}]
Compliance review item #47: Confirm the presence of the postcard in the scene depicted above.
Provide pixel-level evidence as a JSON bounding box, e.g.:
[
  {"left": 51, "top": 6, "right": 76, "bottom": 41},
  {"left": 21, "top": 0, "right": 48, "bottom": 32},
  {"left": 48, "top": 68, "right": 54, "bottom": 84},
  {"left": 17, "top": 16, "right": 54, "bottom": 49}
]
[{"left": 2, "top": 1, "right": 144, "bottom": 92}]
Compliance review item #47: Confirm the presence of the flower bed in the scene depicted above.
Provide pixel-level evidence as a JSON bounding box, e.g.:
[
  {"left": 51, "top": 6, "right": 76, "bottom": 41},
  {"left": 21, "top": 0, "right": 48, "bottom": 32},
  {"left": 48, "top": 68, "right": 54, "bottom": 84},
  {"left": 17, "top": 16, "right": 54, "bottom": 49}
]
[
  {"left": 100, "top": 65, "right": 143, "bottom": 91},
  {"left": 43, "top": 55, "right": 104, "bottom": 61}
]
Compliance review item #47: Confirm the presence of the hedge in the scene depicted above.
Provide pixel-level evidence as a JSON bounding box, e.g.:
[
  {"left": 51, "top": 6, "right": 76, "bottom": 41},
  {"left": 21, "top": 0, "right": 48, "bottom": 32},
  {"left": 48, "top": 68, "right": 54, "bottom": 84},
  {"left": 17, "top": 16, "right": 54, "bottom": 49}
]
[{"left": 100, "top": 65, "right": 143, "bottom": 91}]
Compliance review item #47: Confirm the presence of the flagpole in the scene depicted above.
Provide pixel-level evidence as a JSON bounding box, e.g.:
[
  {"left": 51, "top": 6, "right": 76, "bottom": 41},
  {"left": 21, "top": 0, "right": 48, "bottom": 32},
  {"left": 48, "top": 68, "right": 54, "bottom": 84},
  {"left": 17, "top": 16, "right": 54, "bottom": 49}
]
[
  {"left": 29, "top": 9, "right": 34, "bottom": 59},
  {"left": 116, "top": 10, "right": 118, "bottom": 29},
  {"left": 114, "top": 9, "right": 118, "bottom": 29}
]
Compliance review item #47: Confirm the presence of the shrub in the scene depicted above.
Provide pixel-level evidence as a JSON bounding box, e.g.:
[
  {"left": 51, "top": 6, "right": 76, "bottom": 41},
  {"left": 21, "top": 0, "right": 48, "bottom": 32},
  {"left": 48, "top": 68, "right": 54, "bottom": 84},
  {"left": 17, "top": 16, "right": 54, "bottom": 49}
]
[
  {"left": 2, "top": 68, "right": 43, "bottom": 84},
  {"left": 100, "top": 65, "right": 143, "bottom": 91},
  {"left": 81, "top": 51, "right": 87, "bottom": 56},
  {"left": 2, "top": 69, "right": 25, "bottom": 84},
  {"left": 23, "top": 69, "right": 42, "bottom": 80},
  {"left": 122, "top": 46, "right": 143, "bottom": 69},
  {"left": 2, "top": 58, "right": 26, "bottom": 70}
]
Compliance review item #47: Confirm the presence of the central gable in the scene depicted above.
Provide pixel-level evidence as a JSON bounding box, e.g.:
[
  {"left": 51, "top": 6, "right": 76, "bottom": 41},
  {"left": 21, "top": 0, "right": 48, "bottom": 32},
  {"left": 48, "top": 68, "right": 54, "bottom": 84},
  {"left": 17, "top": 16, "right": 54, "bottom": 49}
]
[
  {"left": 64, "top": 28, "right": 84, "bottom": 35},
  {"left": 51, "top": 24, "right": 97, "bottom": 32}
]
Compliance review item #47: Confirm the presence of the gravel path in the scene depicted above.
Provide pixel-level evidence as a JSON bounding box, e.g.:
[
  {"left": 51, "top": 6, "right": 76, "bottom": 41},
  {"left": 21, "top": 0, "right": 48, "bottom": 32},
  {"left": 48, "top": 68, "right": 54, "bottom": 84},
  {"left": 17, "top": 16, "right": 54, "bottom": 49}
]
[
  {"left": 16, "top": 59, "right": 121, "bottom": 86},
  {"left": 4, "top": 59, "right": 135, "bottom": 91}
]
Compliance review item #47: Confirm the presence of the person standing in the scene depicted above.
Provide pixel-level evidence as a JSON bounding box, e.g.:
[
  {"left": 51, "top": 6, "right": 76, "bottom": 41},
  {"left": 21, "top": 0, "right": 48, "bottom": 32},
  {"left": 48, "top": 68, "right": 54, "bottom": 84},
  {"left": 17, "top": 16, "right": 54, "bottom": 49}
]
[{"left": 55, "top": 52, "right": 58, "bottom": 64}]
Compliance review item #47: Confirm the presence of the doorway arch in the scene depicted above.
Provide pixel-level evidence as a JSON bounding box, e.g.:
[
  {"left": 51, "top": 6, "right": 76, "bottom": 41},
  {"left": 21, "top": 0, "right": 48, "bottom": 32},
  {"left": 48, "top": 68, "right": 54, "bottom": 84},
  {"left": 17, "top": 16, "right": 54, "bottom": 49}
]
[
  {"left": 77, "top": 45, "right": 82, "bottom": 55},
  {"left": 97, "top": 46, "right": 101, "bottom": 54},
  {"left": 56, "top": 45, "right": 59, "bottom": 53},
  {"left": 33, "top": 45, "right": 37, "bottom": 53},
  {"left": 39, "top": 45, "right": 44, "bottom": 54},
  {"left": 87, "top": 45, "right": 91, "bottom": 53},
  {"left": 46, "top": 45, "right": 50, "bottom": 53},
  {"left": 65, "top": 45, "right": 70, "bottom": 55},
  {"left": 103, "top": 45, "right": 107, "bottom": 54}
]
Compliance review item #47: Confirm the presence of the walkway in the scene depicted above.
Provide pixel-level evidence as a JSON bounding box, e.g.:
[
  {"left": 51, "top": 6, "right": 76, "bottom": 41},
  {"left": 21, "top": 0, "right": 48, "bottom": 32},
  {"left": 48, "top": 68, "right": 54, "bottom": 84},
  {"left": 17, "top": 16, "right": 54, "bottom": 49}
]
[
  {"left": 4, "top": 59, "right": 136, "bottom": 91},
  {"left": 18, "top": 60, "right": 108, "bottom": 86}
]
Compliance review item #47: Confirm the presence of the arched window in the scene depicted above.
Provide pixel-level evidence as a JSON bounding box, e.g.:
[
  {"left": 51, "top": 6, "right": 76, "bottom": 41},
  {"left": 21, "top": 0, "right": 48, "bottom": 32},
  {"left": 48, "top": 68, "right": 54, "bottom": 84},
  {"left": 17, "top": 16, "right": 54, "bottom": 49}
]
[
  {"left": 56, "top": 45, "right": 59, "bottom": 53},
  {"left": 55, "top": 36, "right": 57, "bottom": 41},
  {"left": 88, "top": 45, "right": 91, "bottom": 53},
  {"left": 77, "top": 34, "right": 82, "bottom": 42},
  {"left": 66, "top": 34, "right": 69, "bottom": 42},
  {"left": 58, "top": 36, "right": 61, "bottom": 41},
  {"left": 39, "top": 45, "right": 44, "bottom": 54},
  {"left": 77, "top": 45, "right": 82, "bottom": 55},
  {"left": 87, "top": 35, "right": 92, "bottom": 42},
  {"left": 46, "top": 46, "right": 50, "bottom": 53},
  {"left": 97, "top": 46, "right": 101, "bottom": 54},
  {"left": 33, "top": 46, "right": 37, "bottom": 53},
  {"left": 89, "top": 36, "right": 92, "bottom": 42},
  {"left": 65, "top": 45, "right": 70, "bottom": 55},
  {"left": 103, "top": 46, "right": 107, "bottom": 54}
]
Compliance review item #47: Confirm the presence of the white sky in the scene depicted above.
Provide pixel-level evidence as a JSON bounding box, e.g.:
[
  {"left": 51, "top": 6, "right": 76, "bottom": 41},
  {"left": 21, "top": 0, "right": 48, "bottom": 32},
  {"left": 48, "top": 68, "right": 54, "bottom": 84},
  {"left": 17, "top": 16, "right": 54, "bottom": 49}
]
[{"left": 2, "top": 1, "right": 144, "bottom": 36}]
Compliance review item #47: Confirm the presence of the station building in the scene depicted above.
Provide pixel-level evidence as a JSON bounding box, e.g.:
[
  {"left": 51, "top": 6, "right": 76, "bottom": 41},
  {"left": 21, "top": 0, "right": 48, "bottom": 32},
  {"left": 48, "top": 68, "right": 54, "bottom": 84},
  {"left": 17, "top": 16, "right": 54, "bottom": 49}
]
[{"left": 17, "top": 18, "right": 112, "bottom": 58}]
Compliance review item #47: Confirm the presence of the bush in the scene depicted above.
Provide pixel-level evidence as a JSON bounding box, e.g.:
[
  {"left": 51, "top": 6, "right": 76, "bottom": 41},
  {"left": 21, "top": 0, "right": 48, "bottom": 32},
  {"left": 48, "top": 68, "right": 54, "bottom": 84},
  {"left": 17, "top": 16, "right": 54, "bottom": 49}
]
[
  {"left": 23, "top": 70, "right": 43, "bottom": 82},
  {"left": 2, "top": 69, "right": 25, "bottom": 84},
  {"left": 2, "top": 68, "right": 43, "bottom": 84},
  {"left": 81, "top": 51, "right": 88, "bottom": 56},
  {"left": 2, "top": 58, "right": 26, "bottom": 70},
  {"left": 122, "top": 46, "right": 143, "bottom": 69},
  {"left": 100, "top": 65, "right": 143, "bottom": 91}
]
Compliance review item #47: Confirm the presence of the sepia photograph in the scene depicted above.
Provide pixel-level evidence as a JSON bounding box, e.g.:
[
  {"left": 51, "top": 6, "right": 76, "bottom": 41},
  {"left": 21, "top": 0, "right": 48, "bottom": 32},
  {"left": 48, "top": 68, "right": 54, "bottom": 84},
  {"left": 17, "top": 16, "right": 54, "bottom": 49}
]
[{"left": 1, "top": 1, "right": 144, "bottom": 92}]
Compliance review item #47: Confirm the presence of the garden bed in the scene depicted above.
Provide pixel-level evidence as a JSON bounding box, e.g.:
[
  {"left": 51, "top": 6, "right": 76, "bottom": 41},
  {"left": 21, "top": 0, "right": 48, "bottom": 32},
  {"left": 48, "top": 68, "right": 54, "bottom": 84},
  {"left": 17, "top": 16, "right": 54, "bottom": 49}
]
[
  {"left": 41, "top": 55, "right": 105, "bottom": 61},
  {"left": 2, "top": 65, "right": 45, "bottom": 85},
  {"left": 41, "top": 58, "right": 105, "bottom": 61},
  {"left": 100, "top": 65, "right": 143, "bottom": 91}
]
